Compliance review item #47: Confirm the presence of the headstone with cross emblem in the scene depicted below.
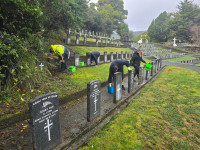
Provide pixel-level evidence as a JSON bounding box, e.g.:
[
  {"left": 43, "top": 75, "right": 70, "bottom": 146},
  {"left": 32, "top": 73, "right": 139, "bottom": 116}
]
[
  {"left": 87, "top": 80, "right": 101, "bottom": 121},
  {"left": 29, "top": 92, "right": 61, "bottom": 150}
]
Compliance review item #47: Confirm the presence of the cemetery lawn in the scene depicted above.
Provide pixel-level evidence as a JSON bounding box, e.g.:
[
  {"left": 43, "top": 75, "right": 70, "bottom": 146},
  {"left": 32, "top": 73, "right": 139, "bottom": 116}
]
[
  {"left": 166, "top": 56, "right": 196, "bottom": 62},
  {"left": 71, "top": 46, "right": 132, "bottom": 55},
  {"left": 0, "top": 59, "right": 151, "bottom": 121},
  {"left": 196, "top": 63, "right": 200, "bottom": 66},
  {"left": 80, "top": 66, "right": 200, "bottom": 150}
]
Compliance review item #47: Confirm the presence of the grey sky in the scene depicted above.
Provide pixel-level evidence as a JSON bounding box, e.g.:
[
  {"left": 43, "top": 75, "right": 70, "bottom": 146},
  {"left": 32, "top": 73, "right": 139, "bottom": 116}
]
[{"left": 90, "top": 0, "right": 200, "bottom": 32}]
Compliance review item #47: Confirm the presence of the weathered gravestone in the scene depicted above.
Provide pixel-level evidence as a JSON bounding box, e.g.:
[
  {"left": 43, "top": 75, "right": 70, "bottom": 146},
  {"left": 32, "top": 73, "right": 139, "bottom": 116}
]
[
  {"left": 125, "top": 51, "right": 127, "bottom": 59},
  {"left": 113, "top": 72, "right": 122, "bottom": 103},
  {"left": 116, "top": 52, "right": 119, "bottom": 60},
  {"left": 67, "top": 28, "right": 71, "bottom": 44},
  {"left": 29, "top": 92, "right": 61, "bottom": 150},
  {"left": 75, "top": 53, "right": 80, "bottom": 66},
  {"left": 121, "top": 51, "right": 123, "bottom": 60},
  {"left": 128, "top": 69, "right": 134, "bottom": 93},
  {"left": 86, "top": 53, "right": 91, "bottom": 66},
  {"left": 84, "top": 34, "right": 87, "bottom": 45},
  {"left": 104, "top": 52, "right": 107, "bottom": 63},
  {"left": 76, "top": 34, "right": 79, "bottom": 45},
  {"left": 138, "top": 66, "right": 144, "bottom": 85},
  {"left": 96, "top": 38, "right": 98, "bottom": 47},
  {"left": 110, "top": 52, "right": 113, "bottom": 62},
  {"left": 87, "top": 80, "right": 101, "bottom": 121}
]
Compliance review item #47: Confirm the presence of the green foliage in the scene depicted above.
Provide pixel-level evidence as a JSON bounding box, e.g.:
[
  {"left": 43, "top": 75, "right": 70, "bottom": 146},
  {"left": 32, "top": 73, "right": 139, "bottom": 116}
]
[
  {"left": 148, "top": 0, "right": 200, "bottom": 42},
  {"left": 0, "top": 31, "right": 47, "bottom": 93},
  {"left": 147, "top": 11, "right": 169, "bottom": 42},
  {"left": 39, "top": 0, "right": 88, "bottom": 31},
  {"left": 96, "top": 0, "right": 129, "bottom": 37},
  {"left": 0, "top": 0, "right": 42, "bottom": 36}
]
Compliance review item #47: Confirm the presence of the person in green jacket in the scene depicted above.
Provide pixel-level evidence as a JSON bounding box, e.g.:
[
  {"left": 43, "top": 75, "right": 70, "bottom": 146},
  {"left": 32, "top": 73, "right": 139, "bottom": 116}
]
[{"left": 50, "top": 45, "right": 70, "bottom": 72}]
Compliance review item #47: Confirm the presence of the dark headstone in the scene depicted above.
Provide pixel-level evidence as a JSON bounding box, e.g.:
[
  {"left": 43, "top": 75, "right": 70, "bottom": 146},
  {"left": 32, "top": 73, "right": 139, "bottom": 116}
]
[
  {"left": 29, "top": 92, "right": 61, "bottom": 150},
  {"left": 113, "top": 72, "right": 122, "bottom": 103},
  {"left": 75, "top": 53, "right": 79, "bottom": 66},
  {"left": 87, "top": 80, "right": 101, "bottom": 121},
  {"left": 84, "top": 34, "right": 87, "bottom": 45},
  {"left": 145, "top": 69, "right": 149, "bottom": 80},
  {"left": 128, "top": 70, "right": 134, "bottom": 93}
]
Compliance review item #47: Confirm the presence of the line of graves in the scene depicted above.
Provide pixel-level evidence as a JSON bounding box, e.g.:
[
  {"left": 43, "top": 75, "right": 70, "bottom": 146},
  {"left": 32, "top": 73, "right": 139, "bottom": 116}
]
[
  {"left": 180, "top": 58, "right": 200, "bottom": 64},
  {"left": 74, "top": 51, "right": 133, "bottom": 67},
  {"left": 29, "top": 58, "right": 162, "bottom": 150},
  {"left": 64, "top": 28, "right": 122, "bottom": 47}
]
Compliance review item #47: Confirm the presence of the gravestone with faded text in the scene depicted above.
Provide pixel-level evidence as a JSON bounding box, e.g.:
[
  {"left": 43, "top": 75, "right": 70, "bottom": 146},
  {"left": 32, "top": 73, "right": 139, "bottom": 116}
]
[
  {"left": 29, "top": 92, "right": 61, "bottom": 150},
  {"left": 87, "top": 80, "right": 101, "bottom": 121}
]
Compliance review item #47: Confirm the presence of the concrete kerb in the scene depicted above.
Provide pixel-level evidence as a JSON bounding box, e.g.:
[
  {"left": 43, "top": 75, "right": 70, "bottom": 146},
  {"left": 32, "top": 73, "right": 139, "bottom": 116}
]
[{"left": 56, "top": 66, "right": 166, "bottom": 150}]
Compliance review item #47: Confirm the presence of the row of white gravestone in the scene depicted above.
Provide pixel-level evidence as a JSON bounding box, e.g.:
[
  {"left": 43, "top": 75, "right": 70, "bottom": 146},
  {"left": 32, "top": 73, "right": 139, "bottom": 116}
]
[
  {"left": 30, "top": 59, "right": 161, "bottom": 150},
  {"left": 68, "top": 28, "right": 109, "bottom": 38},
  {"left": 76, "top": 51, "right": 133, "bottom": 67},
  {"left": 65, "top": 34, "right": 121, "bottom": 47}
]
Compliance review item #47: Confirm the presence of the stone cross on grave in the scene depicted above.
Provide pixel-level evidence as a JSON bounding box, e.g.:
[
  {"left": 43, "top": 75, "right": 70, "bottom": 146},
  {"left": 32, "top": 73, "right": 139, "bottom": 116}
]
[
  {"left": 44, "top": 119, "right": 53, "bottom": 141},
  {"left": 39, "top": 63, "right": 44, "bottom": 70},
  {"left": 173, "top": 37, "right": 177, "bottom": 46}
]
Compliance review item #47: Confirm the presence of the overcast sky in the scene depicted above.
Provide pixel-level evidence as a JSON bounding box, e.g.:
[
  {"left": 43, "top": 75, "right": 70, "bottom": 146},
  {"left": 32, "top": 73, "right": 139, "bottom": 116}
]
[{"left": 90, "top": 0, "right": 200, "bottom": 32}]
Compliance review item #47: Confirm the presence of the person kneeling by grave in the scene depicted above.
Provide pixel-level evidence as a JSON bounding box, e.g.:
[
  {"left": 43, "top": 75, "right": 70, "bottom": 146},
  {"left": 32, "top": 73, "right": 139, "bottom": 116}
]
[
  {"left": 50, "top": 45, "right": 70, "bottom": 73},
  {"left": 86, "top": 51, "right": 100, "bottom": 66},
  {"left": 108, "top": 60, "right": 132, "bottom": 90},
  {"left": 130, "top": 48, "right": 146, "bottom": 81}
]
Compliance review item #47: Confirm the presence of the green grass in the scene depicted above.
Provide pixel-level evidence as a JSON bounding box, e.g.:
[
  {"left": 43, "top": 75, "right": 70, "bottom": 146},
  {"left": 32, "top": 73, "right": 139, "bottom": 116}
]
[
  {"left": 196, "top": 63, "right": 200, "bottom": 66},
  {"left": 80, "top": 66, "right": 200, "bottom": 150},
  {"left": 70, "top": 46, "right": 132, "bottom": 55},
  {"left": 166, "top": 56, "right": 197, "bottom": 62}
]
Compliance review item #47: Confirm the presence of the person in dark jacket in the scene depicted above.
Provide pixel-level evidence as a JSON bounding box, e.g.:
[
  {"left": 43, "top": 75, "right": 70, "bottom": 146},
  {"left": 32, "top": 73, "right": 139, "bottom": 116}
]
[
  {"left": 86, "top": 51, "right": 100, "bottom": 66},
  {"left": 108, "top": 60, "right": 132, "bottom": 90},
  {"left": 130, "top": 49, "right": 146, "bottom": 80}
]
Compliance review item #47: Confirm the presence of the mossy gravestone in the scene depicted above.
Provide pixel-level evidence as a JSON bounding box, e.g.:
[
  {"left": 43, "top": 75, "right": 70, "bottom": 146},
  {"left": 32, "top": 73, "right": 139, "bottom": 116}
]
[{"left": 29, "top": 92, "right": 61, "bottom": 150}]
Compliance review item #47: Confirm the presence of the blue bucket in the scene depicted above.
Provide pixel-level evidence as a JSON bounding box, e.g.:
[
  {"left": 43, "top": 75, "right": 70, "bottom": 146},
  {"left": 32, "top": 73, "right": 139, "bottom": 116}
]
[{"left": 108, "top": 85, "right": 114, "bottom": 94}]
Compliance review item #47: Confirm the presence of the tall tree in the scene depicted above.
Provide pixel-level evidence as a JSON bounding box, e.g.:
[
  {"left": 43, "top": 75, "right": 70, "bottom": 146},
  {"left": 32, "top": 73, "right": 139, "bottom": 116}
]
[
  {"left": 148, "top": 11, "right": 169, "bottom": 42},
  {"left": 96, "top": 0, "right": 128, "bottom": 35}
]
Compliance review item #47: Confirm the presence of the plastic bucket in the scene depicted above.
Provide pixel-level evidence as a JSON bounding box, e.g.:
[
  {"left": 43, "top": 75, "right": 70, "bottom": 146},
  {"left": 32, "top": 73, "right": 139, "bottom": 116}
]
[
  {"left": 145, "top": 64, "right": 152, "bottom": 71},
  {"left": 80, "top": 62, "right": 84, "bottom": 66},
  {"left": 69, "top": 66, "right": 76, "bottom": 72},
  {"left": 108, "top": 85, "right": 114, "bottom": 94}
]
